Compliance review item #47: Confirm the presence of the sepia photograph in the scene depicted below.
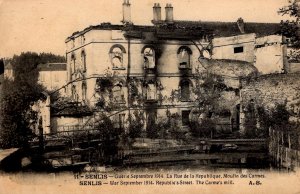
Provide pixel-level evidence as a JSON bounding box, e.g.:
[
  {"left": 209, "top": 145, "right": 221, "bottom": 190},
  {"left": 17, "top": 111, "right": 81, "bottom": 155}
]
[{"left": 0, "top": 0, "right": 300, "bottom": 193}]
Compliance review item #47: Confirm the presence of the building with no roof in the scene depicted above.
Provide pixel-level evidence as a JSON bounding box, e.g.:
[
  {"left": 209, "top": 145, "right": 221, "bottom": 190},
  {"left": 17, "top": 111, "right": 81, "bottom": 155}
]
[{"left": 63, "top": 0, "right": 286, "bottom": 136}]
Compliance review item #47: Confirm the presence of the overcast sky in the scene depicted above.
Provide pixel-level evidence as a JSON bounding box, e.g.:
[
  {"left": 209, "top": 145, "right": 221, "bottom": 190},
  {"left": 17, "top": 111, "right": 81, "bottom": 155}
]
[{"left": 0, "top": 0, "right": 292, "bottom": 58}]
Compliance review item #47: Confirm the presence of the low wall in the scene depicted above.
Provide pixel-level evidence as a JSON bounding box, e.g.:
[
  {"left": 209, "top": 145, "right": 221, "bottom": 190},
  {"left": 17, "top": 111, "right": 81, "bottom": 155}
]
[{"left": 241, "top": 73, "right": 300, "bottom": 118}]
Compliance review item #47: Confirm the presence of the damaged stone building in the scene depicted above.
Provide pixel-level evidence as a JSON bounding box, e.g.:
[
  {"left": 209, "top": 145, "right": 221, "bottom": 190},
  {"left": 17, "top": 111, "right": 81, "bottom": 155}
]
[{"left": 63, "top": 0, "right": 286, "bottom": 135}]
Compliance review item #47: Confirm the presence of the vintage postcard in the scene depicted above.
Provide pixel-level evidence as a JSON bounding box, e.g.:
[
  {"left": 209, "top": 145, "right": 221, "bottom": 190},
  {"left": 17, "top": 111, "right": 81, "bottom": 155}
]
[{"left": 0, "top": 0, "right": 300, "bottom": 193}]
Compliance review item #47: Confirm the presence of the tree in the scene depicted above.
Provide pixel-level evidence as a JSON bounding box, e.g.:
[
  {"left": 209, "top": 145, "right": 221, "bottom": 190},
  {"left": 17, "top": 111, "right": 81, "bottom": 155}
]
[
  {"left": 128, "top": 110, "right": 144, "bottom": 139},
  {"left": 271, "top": 104, "right": 290, "bottom": 128},
  {"left": 191, "top": 71, "right": 227, "bottom": 138},
  {"left": 279, "top": 0, "right": 300, "bottom": 48},
  {"left": 0, "top": 52, "right": 64, "bottom": 148},
  {"left": 38, "top": 53, "right": 66, "bottom": 64},
  {"left": 93, "top": 114, "right": 121, "bottom": 164}
]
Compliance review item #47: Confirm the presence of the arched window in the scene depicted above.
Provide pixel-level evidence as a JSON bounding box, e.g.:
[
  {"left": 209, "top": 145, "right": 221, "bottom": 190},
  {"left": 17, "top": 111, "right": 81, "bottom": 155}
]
[
  {"left": 177, "top": 46, "right": 192, "bottom": 69},
  {"left": 110, "top": 45, "right": 126, "bottom": 69},
  {"left": 81, "top": 50, "right": 86, "bottom": 72},
  {"left": 112, "top": 84, "right": 124, "bottom": 103},
  {"left": 142, "top": 46, "right": 155, "bottom": 69},
  {"left": 180, "top": 79, "right": 191, "bottom": 101}
]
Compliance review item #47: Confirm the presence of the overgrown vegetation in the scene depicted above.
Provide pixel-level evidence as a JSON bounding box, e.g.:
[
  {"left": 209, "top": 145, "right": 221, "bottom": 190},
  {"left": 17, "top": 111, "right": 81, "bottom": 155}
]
[
  {"left": 93, "top": 64, "right": 239, "bottom": 141},
  {"left": 127, "top": 110, "right": 144, "bottom": 139},
  {"left": 189, "top": 71, "right": 230, "bottom": 138},
  {"left": 243, "top": 101, "right": 299, "bottom": 141},
  {"left": 279, "top": 0, "right": 300, "bottom": 48},
  {"left": 0, "top": 52, "right": 65, "bottom": 149},
  {"left": 190, "top": 119, "right": 216, "bottom": 138},
  {"left": 93, "top": 114, "right": 122, "bottom": 164}
]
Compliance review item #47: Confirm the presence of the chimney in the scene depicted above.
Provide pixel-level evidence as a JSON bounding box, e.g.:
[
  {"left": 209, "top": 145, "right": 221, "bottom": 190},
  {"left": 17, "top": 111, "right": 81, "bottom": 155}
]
[
  {"left": 165, "top": 3, "right": 174, "bottom": 23},
  {"left": 153, "top": 3, "right": 162, "bottom": 22},
  {"left": 237, "top": 17, "right": 245, "bottom": 34},
  {"left": 122, "top": 0, "right": 131, "bottom": 24}
]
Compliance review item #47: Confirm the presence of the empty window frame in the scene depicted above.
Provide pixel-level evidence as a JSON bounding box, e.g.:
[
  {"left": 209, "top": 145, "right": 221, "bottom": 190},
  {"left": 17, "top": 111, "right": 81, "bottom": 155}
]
[
  {"left": 182, "top": 110, "right": 191, "bottom": 126},
  {"left": 146, "top": 110, "right": 157, "bottom": 130},
  {"left": 178, "top": 46, "right": 192, "bottom": 69},
  {"left": 81, "top": 51, "right": 86, "bottom": 72},
  {"left": 82, "top": 83, "right": 87, "bottom": 102},
  {"left": 234, "top": 46, "right": 244, "bottom": 53},
  {"left": 110, "top": 45, "right": 126, "bottom": 69},
  {"left": 146, "top": 83, "right": 156, "bottom": 100},
  {"left": 112, "top": 84, "right": 125, "bottom": 103},
  {"left": 71, "top": 53, "right": 76, "bottom": 74},
  {"left": 180, "top": 80, "right": 191, "bottom": 101},
  {"left": 143, "top": 47, "right": 155, "bottom": 69}
]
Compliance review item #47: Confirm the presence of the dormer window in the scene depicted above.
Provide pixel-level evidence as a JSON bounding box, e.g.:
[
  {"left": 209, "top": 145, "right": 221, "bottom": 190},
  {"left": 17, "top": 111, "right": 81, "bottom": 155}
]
[
  {"left": 110, "top": 45, "right": 126, "bottom": 70},
  {"left": 143, "top": 47, "right": 155, "bottom": 69},
  {"left": 178, "top": 46, "right": 192, "bottom": 69}
]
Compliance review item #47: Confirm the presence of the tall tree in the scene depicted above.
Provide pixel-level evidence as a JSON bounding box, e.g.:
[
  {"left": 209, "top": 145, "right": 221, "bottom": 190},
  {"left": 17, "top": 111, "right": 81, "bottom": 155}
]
[
  {"left": 279, "top": 0, "right": 300, "bottom": 48},
  {"left": 0, "top": 52, "right": 64, "bottom": 148}
]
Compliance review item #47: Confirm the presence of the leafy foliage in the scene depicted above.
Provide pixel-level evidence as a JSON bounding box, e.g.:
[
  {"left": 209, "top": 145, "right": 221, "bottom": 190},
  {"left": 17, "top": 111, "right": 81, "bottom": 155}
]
[
  {"left": 165, "top": 112, "right": 183, "bottom": 139},
  {"left": 193, "top": 71, "right": 226, "bottom": 115},
  {"left": 0, "top": 52, "right": 65, "bottom": 148},
  {"left": 189, "top": 119, "right": 216, "bottom": 138},
  {"left": 246, "top": 103, "right": 293, "bottom": 139},
  {"left": 38, "top": 53, "right": 66, "bottom": 64},
  {"left": 93, "top": 114, "right": 121, "bottom": 164},
  {"left": 278, "top": 1, "right": 300, "bottom": 48},
  {"left": 256, "top": 106, "right": 272, "bottom": 137},
  {"left": 0, "top": 52, "right": 49, "bottom": 148},
  {"left": 95, "top": 70, "right": 125, "bottom": 111},
  {"left": 278, "top": 0, "right": 299, "bottom": 18},
  {"left": 128, "top": 110, "right": 144, "bottom": 139}
]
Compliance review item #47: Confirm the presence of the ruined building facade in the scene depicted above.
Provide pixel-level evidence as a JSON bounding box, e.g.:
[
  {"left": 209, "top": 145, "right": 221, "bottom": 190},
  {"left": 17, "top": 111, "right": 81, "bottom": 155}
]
[{"left": 64, "top": 1, "right": 285, "bottom": 134}]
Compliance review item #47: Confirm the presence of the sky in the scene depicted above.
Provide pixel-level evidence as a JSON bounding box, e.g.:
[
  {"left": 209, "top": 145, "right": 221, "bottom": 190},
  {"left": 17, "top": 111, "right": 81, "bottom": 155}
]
[{"left": 0, "top": 0, "right": 293, "bottom": 58}]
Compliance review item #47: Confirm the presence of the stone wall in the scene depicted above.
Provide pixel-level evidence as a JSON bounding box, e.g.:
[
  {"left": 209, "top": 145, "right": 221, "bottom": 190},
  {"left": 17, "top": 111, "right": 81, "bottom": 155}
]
[{"left": 240, "top": 73, "right": 300, "bottom": 123}]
